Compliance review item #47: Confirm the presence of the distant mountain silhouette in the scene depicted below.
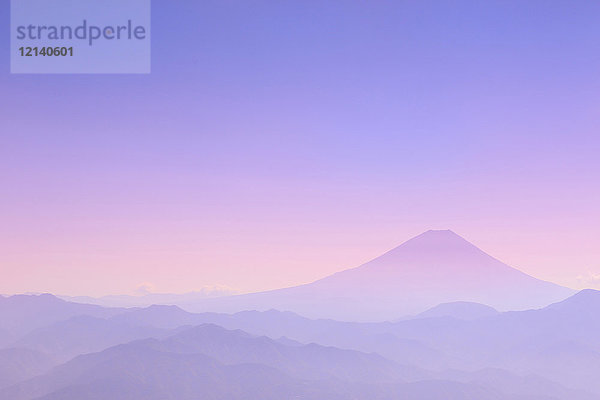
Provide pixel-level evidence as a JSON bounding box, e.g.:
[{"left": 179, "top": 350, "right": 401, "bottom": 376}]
[
  {"left": 0, "top": 294, "right": 124, "bottom": 337},
  {"left": 381, "top": 289, "right": 600, "bottom": 394},
  {"left": 94, "top": 290, "right": 600, "bottom": 396},
  {"left": 416, "top": 301, "right": 499, "bottom": 320},
  {"left": 12, "top": 315, "right": 167, "bottom": 362},
  {"left": 545, "top": 288, "right": 600, "bottom": 314},
  {"left": 109, "top": 304, "right": 200, "bottom": 328},
  {"left": 187, "top": 230, "right": 574, "bottom": 320},
  {"left": 153, "top": 323, "right": 426, "bottom": 383},
  {"left": 1, "top": 326, "right": 556, "bottom": 400},
  {"left": 1, "top": 343, "right": 322, "bottom": 400},
  {"left": 60, "top": 286, "right": 238, "bottom": 308},
  {"left": 2, "top": 292, "right": 598, "bottom": 399}
]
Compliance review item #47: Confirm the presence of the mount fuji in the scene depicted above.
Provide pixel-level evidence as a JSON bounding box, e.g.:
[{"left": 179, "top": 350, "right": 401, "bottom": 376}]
[{"left": 176, "top": 230, "right": 574, "bottom": 321}]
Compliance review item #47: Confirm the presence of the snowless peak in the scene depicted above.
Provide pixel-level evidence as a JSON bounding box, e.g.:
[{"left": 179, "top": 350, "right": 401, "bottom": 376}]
[
  {"left": 408, "top": 229, "right": 472, "bottom": 244},
  {"left": 425, "top": 229, "right": 456, "bottom": 234},
  {"left": 377, "top": 229, "right": 484, "bottom": 261}
]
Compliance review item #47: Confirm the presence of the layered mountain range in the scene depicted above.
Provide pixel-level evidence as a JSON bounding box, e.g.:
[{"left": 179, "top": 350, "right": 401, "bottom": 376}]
[{"left": 1, "top": 290, "right": 600, "bottom": 399}]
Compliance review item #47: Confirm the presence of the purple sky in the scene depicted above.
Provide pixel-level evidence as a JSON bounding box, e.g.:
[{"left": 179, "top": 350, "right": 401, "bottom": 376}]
[{"left": 1, "top": 1, "right": 599, "bottom": 296}]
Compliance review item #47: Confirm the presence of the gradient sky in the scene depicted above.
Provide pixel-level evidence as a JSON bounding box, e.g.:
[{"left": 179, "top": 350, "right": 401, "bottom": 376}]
[{"left": 1, "top": 0, "right": 599, "bottom": 296}]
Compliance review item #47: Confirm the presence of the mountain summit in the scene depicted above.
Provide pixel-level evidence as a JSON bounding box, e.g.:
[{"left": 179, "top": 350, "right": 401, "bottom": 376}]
[{"left": 192, "top": 230, "right": 575, "bottom": 321}]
